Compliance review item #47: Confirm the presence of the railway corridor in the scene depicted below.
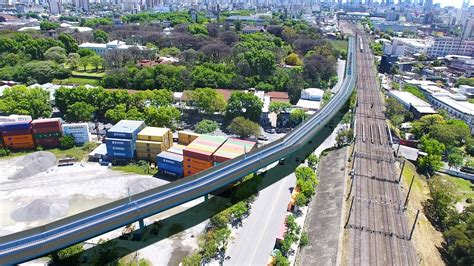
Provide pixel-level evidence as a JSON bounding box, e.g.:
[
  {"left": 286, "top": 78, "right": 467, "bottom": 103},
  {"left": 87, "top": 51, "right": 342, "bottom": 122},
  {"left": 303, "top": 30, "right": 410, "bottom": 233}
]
[{"left": 344, "top": 28, "right": 418, "bottom": 265}]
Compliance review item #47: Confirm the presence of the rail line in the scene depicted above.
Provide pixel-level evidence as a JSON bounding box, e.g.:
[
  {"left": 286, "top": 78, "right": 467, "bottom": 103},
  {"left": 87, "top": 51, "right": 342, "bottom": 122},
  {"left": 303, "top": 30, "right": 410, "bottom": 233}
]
[{"left": 345, "top": 25, "right": 417, "bottom": 265}]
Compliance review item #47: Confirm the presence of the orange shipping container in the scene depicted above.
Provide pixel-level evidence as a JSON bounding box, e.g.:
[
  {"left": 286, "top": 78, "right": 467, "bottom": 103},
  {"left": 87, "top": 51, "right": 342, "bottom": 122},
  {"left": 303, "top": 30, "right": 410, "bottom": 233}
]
[
  {"left": 183, "top": 156, "right": 213, "bottom": 168},
  {"left": 3, "top": 134, "right": 34, "bottom": 145},
  {"left": 183, "top": 164, "right": 211, "bottom": 173}
]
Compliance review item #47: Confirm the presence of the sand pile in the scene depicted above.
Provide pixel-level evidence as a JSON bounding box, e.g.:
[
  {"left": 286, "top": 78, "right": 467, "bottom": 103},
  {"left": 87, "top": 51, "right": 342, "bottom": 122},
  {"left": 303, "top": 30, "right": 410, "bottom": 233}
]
[
  {"left": 128, "top": 178, "right": 163, "bottom": 195},
  {"left": 11, "top": 198, "right": 69, "bottom": 222},
  {"left": 9, "top": 151, "right": 56, "bottom": 180}
]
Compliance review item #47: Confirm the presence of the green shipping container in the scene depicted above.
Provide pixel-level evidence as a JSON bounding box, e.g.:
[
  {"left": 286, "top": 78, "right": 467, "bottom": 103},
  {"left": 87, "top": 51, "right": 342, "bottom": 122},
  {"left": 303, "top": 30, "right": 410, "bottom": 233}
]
[{"left": 34, "top": 132, "right": 62, "bottom": 139}]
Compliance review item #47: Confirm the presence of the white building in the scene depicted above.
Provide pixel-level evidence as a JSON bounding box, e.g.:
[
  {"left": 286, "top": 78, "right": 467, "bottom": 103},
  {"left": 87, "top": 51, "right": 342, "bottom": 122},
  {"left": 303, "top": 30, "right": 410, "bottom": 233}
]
[
  {"left": 388, "top": 90, "right": 437, "bottom": 118},
  {"left": 459, "top": 85, "right": 474, "bottom": 98},
  {"left": 430, "top": 95, "right": 474, "bottom": 134},
  {"left": 78, "top": 40, "right": 146, "bottom": 55},
  {"left": 48, "top": 0, "right": 62, "bottom": 14},
  {"left": 383, "top": 37, "right": 474, "bottom": 58},
  {"left": 296, "top": 88, "right": 324, "bottom": 112}
]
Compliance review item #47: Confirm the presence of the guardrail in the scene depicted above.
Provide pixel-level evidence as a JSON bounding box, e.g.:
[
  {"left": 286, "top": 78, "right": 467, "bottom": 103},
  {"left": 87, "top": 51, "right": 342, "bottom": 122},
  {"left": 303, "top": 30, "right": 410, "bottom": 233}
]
[{"left": 0, "top": 37, "right": 357, "bottom": 265}]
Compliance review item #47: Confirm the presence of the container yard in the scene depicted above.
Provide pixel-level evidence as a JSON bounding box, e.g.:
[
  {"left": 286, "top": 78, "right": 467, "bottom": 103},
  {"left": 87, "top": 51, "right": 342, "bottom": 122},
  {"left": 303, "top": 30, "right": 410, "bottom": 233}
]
[
  {"left": 0, "top": 121, "right": 35, "bottom": 150},
  {"left": 106, "top": 120, "right": 145, "bottom": 160},
  {"left": 31, "top": 118, "right": 62, "bottom": 149},
  {"left": 182, "top": 135, "right": 227, "bottom": 177},
  {"left": 136, "top": 127, "right": 172, "bottom": 161},
  {"left": 156, "top": 151, "right": 184, "bottom": 178},
  {"left": 178, "top": 131, "right": 200, "bottom": 145},
  {"left": 62, "top": 123, "right": 91, "bottom": 144},
  {"left": 213, "top": 138, "right": 257, "bottom": 165}
]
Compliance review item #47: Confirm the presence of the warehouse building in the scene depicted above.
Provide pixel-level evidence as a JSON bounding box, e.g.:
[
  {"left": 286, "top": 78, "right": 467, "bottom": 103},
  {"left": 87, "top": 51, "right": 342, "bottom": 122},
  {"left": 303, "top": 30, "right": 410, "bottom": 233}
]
[{"left": 388, "top": 90, "right": 437, "bottom": 118}]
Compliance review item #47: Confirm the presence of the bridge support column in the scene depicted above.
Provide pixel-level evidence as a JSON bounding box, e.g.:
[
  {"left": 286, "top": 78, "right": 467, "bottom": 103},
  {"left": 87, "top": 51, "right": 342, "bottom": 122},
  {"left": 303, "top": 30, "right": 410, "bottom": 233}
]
[
  {"left": 133, "top": 219, "right": 146, "bottom": 240},
  {"left": 204, "top": 194, "right": 209, "bottom": 201}
]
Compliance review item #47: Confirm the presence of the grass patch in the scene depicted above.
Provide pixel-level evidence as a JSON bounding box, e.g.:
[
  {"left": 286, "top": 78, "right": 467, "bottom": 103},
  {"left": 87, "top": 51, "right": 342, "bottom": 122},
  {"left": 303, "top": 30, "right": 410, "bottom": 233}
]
[
  {"left": 437, "top": 173, "right": 474, "bottom": 202},
  {"left": 0, "top": 142, "right": 98, "bottom": 161},
  {"left": 71, "top": 70, "right": 105, "bottom": 78},
  {"left": 113, "top": 162, "right": 158, "bottom": 176},
  {"left": 329, "top": 39, "right": 348, "bottom": 52},
  {"left": 53, "top": 77, "right": 99, "bottom": 86}
]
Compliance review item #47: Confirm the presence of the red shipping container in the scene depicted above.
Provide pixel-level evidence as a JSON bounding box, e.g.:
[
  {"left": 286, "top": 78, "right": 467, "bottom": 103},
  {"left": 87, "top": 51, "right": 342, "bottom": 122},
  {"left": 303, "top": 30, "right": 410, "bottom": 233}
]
[
  {"left": 1, "top": 129, "right": 32, "bottom": 136},
  {"left": 31, "top": 118, "right": 61, "bottom": 129},
  {"left": 36, "top": 138, "right": 61, "bottom": 147},
  {"left": 32, "top": 126, "right": 61, "bottom": 134},
  {"left": 182, "top": 147, "right": 213, "bottom": 161}
]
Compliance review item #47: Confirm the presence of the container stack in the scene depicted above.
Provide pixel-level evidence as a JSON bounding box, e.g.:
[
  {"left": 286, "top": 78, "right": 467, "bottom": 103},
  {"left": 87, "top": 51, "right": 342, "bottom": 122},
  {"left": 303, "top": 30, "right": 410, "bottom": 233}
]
[
  {"left": 136, "top": 127, "right": 172, "bottom": 162},
  {"left": 31, "top": 118, "right": 62, "bottom": 148},
  {"left": 183, "top": 135, "right": 227, "bottom": 177},
  {"left": 156, "top": 151, "right": 184, "bottom": 178},
  {"left": 1, "top": 121, "right": 35, "bottom": 150},
  {"left": 213, "top": 138, "right": 257, "bottom": 165},
  {"left": 178, "top": 131, "right": 200, "bottom": 145},
  {"left": 106, "top": 120, "right": 145, "bottom": 160},
  {"left": 0, "top": 115, "right": 32, "bottom": 123},
  {"left": 62, "top": 123, "right": 91, "bottom": 145}
]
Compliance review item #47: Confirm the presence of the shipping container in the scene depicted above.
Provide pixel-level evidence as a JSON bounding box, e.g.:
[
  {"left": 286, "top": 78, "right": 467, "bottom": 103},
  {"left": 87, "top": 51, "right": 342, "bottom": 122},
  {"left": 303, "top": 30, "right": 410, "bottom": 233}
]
[
  {"left": 31, "top": 118, "right": 61, "bottom": 129},
  {"left": 34, "top": 132, "right": 62, "bottom": 139},
  {"left": 178, "top": 131, "right": 200, "bottom": 145},
  {"left": 183, "top": 156, "right": 213, "bottom": 168},
  {"left": 157, "top": 151, "right": 183, "bottom": 166},
  {"left": 167, "top": 144, "right": 185, "bottom": 155},
  {"left": 0, "top": 122, "right": 31, "bottom": 131},
  {"left": 135, "top": 140, "right": 164, "bottom": 149},
  {"left": 0, "top": 115, "right": 32, "bottom": 123},
  {"left": 137, "top": 127, "right": 172, "bottom": 148},
  {"left": 157, "top": 162, "right": 183, "bottom": 174},
  {"left": 159, "top": 169, "right": 183, "bottom": 178},
  {"left": 1, "top": 129, "right": 32, "bottom": 136},
  {"left": 32, "top": 126, "right": 62, "bottom": 134},
  {"left": 108, "top": 150, "right": 135, "bottom": 159},
  {"left": 213, "top": 138, "right": 256, "bottom": 163},
  {"left": 35, "top": 138, "right": 61, "bottom": 147},
  {"left": 183, "top": 163, "right": 211, "bottom": 172},
  {"left": 106, "top": 120, "right": 145, "bottom": 140}
]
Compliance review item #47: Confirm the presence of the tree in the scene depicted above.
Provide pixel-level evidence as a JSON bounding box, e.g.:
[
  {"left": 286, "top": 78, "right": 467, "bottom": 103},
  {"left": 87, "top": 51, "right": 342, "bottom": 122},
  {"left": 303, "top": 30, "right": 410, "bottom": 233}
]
[
  {"left": 336, "top": 128, "right": 354, "bottom": 147},
  {"left": 145, "top": 106, "right": 181, "bottom": 129},
  {"left": 299, "top": 232, "right": 309, "bottom": 248},
  {"left": 189, "top": 88, "right": 227, "bottom": 114},
  {"left": 60, "top": 135, "right": 75, "bottom": 149},
  {"left": 225, "top": 91, "right": 263, "bottom": 122},
  {"left": 234, "top": 20, "right": 242, "bottom": 31},
  {"left": 58, "top": 33, "right": 78, "bottom": 54},
  {"left": 410, "top": 114, "right": 445, "bottom": 139},
  {"left": 105, "top": 104, "right": 144, "bottom": 124},
  {"left": 65, "top": 102, "right": 96, "bottom": 122},
  {"left": 285, "top": 53, "right": 302, "bottom": 66},
  {"left": 66, "top": 53, "right": 81, "bottom": 70},
  {"left": 227, "top": 116, "right": 261, "bottom": 139},
  {"left": 51, "top": 243, "right": 84, "bottom": 264},
  {"left": 40, "top": 20, "right": 60, "bottom": 30},
  {"left": 423, "top": 176, "right": 456, "bottom": 230},
  {"left": 429, "top": 120, "right": 470, "bottom": 148},
  {"left": 418, "top": 137, "right": 445, "bottom": 175},
  {"left": 269, "top": 102, "right": 292, "bottom": 114},
  {"left": 78, "top": 48, "right": 95, "bottom": 57},
  {"left": 447, "top": 152, "right": 464, "bottom": 169},
  {"left": 273, "top": 250, "right": 290, "bottom": 266},
  {"left": 243, "top": 49, "right": 276, "bottom": 78},
  {"left": 195, "top": 119, "right": 219, "bottom": 134},
  {"left": 289, "top": 109, "right": 308, "bottom": 127},
  {"left": 44, "top": 46, "right": 67, "bottom": 64},
  {"left": 93, "top": 30, "right": 108, "bottom": 43},
  {"left": 89, "top": 55, "right": 102, "bottom": 71},
  {"left": 188, "top": 24, "right": 208, "bottom": 35},
  {"left": 79, "top": 56, "right": 90, "bottom": 71},
  {"left": 303, "top": 54, "right": 336, "bottom": 88},
  {"left": 92, "top": 239, "right": 118, "bottom": 266},
  {"left": 307, "top": 153, "right": 318, "bottom": 169},
  {"left": 0, "top": 86, "right": 52, "bottom": 119},
  {"left": 182, "top": 252, "right": 202, "bottom": 266}
]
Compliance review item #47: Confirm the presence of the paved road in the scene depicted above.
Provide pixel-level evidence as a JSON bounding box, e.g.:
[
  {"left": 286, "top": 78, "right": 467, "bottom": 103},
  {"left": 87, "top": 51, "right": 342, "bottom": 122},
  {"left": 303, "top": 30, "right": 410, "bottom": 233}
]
[
  {"left": 225, "top": 172, "right": 296, "bottom": 265},
  {"left": 332, "top": 59, "right": 347, "bottom": 94}
]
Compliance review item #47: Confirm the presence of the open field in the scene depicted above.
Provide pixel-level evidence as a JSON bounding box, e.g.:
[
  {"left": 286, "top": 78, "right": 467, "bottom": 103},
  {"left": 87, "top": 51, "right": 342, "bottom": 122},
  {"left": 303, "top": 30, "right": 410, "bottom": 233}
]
[
  {"left": 437, "top": 173, "right": 474, "bottom": 202},
  {"left": 330, "top": 39, "right": 349, "bottom": 52},
  {"left": 53, "top": 77, "right": 99, "bottom": 86}
]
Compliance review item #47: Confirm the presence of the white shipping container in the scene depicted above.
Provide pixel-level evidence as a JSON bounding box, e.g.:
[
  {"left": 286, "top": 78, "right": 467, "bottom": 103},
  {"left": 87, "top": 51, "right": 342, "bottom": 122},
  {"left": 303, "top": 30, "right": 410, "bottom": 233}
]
[{"left": 0, "top": 115, "right": 32, "bottom": 122}]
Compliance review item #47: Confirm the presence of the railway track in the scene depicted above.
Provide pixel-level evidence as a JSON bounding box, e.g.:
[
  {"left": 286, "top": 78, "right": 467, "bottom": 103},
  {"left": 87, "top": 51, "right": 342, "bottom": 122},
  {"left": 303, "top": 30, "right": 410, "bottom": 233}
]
[{"left": 345, "top": 25, "right": 417, "bottom": 265}]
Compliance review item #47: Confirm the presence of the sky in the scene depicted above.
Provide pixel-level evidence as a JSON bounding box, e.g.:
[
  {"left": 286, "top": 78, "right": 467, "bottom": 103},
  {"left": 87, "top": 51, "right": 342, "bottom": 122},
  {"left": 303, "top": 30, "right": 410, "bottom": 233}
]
[{"left": 433, "top": 0, "right": 465, "bottom": 8}]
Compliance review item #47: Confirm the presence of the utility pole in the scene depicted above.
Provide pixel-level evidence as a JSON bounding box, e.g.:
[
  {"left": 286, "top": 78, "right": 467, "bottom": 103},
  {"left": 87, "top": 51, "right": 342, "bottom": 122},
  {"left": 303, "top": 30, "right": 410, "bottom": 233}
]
[
  {"left": 398, "top": 160, "right": 405, "bottom": 183},
  {"left": 409, "top": 210, "right": 420, "bottom": 240},
  {"left": 344, "top": 196, "right": 355, "bottom": 228},
  {"left": 404, "top": 175, "right": 415, "bottom": 208}
]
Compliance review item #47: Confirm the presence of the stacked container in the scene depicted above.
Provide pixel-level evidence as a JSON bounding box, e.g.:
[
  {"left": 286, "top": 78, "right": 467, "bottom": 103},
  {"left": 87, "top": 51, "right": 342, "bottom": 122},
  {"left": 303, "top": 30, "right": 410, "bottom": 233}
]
[
  {"left": 136, "top": 127, "right": 172, "bottom": 162},
  {"left": 62, "top": 123, "right": 91, "bottom": 145},
  {"left": 156, "top": 151, "right": 184, "bottom": 178},
  {"left": 31, "top": 118, "right": 62, "bottom": 148},
  {"left": 178, "top": 131, "right": 200, "bottom": 145},
  {"left": 183, "top": 135, "right": 227, "bottom": 177},
  {"left": 1, "top": 121, "right": 35, "bottom": 150},
  {"left": 106, "top": 120, "right": 145, "bottom": 160},
  {"left": 0, "top": 115, "right": 32, "bottom": 123},
  {"left": 213, "top": 138, "right": 257, "bottom": 165}
]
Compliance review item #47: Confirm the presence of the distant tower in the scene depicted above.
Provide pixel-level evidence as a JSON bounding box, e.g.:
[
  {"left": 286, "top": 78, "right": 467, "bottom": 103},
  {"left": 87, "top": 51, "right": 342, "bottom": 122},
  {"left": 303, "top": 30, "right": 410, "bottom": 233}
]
[
  {"left": 423, "top": 0, "right": 432, "bottom": 12},
  {"left": 463, "top": 0, "right": 470, "bottom": 8}
]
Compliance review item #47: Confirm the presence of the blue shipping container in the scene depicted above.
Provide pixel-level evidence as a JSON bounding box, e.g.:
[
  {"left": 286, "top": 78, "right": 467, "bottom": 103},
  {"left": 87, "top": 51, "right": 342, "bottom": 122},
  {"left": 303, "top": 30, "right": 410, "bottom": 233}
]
[
  {"left": 108, "top": 151, "right": 134, "bottom": 159},
  {"left": 157, "top": 162, "right": 183, "bottom": 174},
  {"left": 156, "top": 151, "right": 183, "bottom": 166},
  {"left": 159, "top": 169, "right": 183, "bottom": 178},
  {"left": 0, "top": 122, "right": 31, "bottom": 131},
  {"left": 106, "top": 120, "right": 145, "bottom": 140}
]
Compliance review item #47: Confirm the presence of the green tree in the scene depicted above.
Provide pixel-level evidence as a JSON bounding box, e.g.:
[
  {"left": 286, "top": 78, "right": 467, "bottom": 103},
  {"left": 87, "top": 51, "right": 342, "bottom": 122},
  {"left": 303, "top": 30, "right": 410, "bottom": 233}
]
[
  {"left": 65, "top": 102, "right": 96, "bottom": 122},
  {"left": 429, "top": 120, "right": 470, "bottom": 148},
  {"left": 44, "top": 46, "right": 67, "bottom": 64},
  {"left": 40, "top": 20, "right": 60, "bottom": 30},
  {"left": 66, "top": 53, "right": 81, "bottom": 70},
  {"left": 145, "top": 106, "right": 181, "bottom": 129},
  {"left": 58, "top": 33, "right": 78, "bottom": 54},
  {"left": 181, "top": 252, "right": 202, "bottom": 266},
  {"left": 234, "top": 20, "right": 242, "bottom": 31},
  {"left": 289, "top": 109, "right": 308, "bottom": 127},
  {"left": 423, "top": 176, "right": 456, "bottom": 230},
  {"left": 105, "top": 104, "right": 144, "bottom": 124},
  {"left": 227, "top": 116, "right": 261, "bottom": 139},
  {"left": 195, "top": 119, "right": 219, "bottom": 134},
  {"left": 78, "top": 48, "right": 94, "bottom": 57},
  {"left": 243, "top": 49, "right": 276, "bottom": 78},
  {"left": 299, "top": 232, "right": 309, "bottom": 248},
  {"left": 0, "top": 86, "right": 52, "bottom": 118},
  {"left": 307, "top": 153, "right": 318, "bottom": 169},
  {"left": 269, "top": 102, "right": 292, "bottom": 114},
  {"left": 92, "top": 239, "right": 118, "bottom": 266},
  {"left": 225, "top": 91, "right": 263, "bottom": 122},
  {"left": 189, "top": 88, "right": 227, "bottom": 114},
  {"left": 188, "top": 24, "right": 208, "bottom": 35},
  {"left": 89, "top": 55, "right": 102, "bottom": 71},
  {"left": 418, "top": 137, "right": 445, "bottom": 175},
  {"left": 93, "top": 29, "right": 108, "bottom": 43},
  {"left": 285, "top": 53, "right": 302, "bottom": 66},
  {"left": 50, "top": 243, "right": 84, "bottom": 264},
  {"left": 336, "top": 128, "right": 354, "bottom": 147},
  {"left": 60, "top": 135, "right": 75, "bottom": 149},
  {"left": 447, "top": 149, "right": 464, "bottom": 169},
  {"left": 273, "top": 250, "right": 290, "bottom": 266},
  {"left": 79, "top": 56, "right": 90, "bottom": 71},
  {"left": 410, "top": 114, "right": 445, "bottom": 139}
]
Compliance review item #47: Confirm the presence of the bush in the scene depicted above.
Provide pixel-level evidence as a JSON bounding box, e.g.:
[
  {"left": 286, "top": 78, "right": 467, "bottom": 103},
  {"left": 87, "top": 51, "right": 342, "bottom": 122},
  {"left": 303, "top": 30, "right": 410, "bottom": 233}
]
[
  {"left": 195, "top": 119, "right": 219, "bottom": 134},
  {"left": 0, "top": 148, "right": 10, "bottom": 157},
  {"left": 60, "top": 135, "right": 75, "bottom": 149}
]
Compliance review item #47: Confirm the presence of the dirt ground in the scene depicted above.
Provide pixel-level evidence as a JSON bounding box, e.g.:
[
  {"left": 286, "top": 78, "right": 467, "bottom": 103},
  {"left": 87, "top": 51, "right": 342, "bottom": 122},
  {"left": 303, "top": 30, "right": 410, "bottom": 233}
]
[{"left": 400, "top": 160, "right": 445, "bottom": 266}]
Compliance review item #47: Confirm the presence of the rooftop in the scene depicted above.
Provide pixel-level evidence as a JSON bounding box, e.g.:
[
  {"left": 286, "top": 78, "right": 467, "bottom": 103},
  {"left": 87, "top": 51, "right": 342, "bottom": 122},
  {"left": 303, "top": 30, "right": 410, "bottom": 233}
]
[{"left": 433, "top": 95, "right": 474, "bottom": 116}]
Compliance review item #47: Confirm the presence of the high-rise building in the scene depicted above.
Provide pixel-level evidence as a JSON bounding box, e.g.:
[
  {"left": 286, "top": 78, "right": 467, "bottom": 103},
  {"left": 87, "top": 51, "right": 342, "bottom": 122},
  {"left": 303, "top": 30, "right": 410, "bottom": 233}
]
[
  {"left": 463, "top": 18, "right": 474, "bottom": 40},
  {"left": 48, "top": 0, "right": 62, "bottom": 14},
  {"left": 423, "top": 0, "right": 432, "bottom": 12},
  {"left": 463, "top": 0, "right": 470, "bottom": 9}
]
